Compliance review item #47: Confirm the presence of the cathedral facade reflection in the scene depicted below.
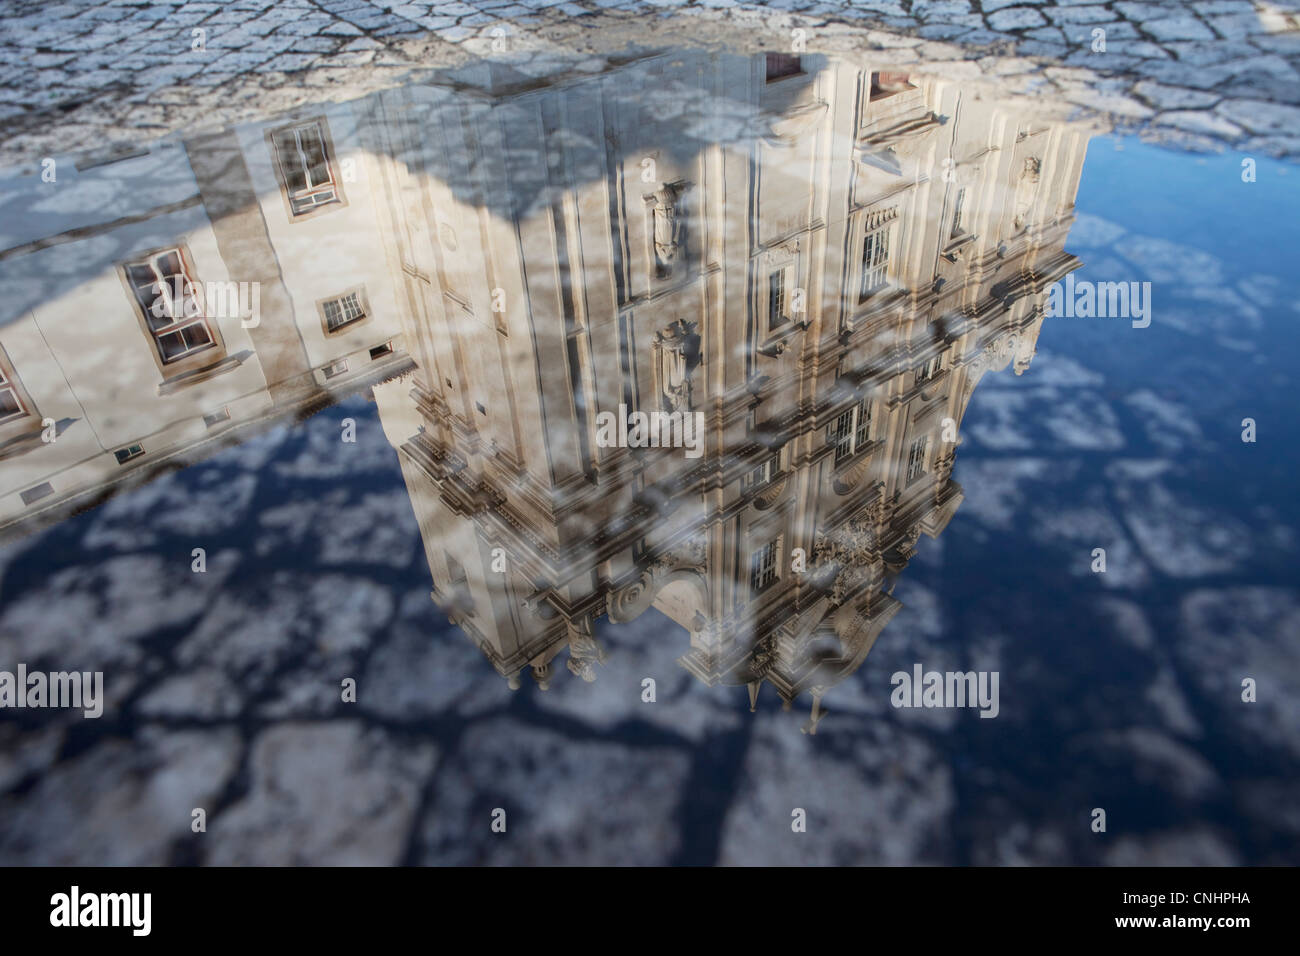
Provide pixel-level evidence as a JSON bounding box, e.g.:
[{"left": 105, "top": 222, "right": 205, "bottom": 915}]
[
  {"left": 0, "top": 51, "right": 1093, "bottom": 725},
  {"left": 366, "top": 52, "right": 1093, "bottom": 724}
]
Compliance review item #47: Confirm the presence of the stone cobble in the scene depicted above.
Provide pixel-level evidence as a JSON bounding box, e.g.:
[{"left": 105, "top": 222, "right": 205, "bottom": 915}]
[{"left": 0, "top": 1, "right": 1298, "bottom": 163}]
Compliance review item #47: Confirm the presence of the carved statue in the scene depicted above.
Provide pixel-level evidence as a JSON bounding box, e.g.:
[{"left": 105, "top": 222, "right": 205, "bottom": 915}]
[
  {"left": 748, "top": 632, "right": 778, "bottom": 679},
  {"left": 654, "top": 318, "right": 700, "bottom": 412},
  {"left": 652, "top": 183, "right": 683, "bottom": 277},
  {"left": 566, "top": 622, "right": 607, "bottom": 683}
]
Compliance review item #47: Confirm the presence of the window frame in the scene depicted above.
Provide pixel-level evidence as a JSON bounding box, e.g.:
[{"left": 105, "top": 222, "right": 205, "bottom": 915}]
[
  {"left": 859, "top": 221, "right": 892, "bottom": 301},
  {"left": 765, "top": 53, "right": 803, "bottom": 83},
  {"left": 119, "top": 243, "right": 226, "bottom": 380},
  {"left": 906, "top": 435, "right": 929, "bottom": 485},
  {"left": 0, "top": 362, "right": 28, "bottom": 426},
  {"left": 322, "top": 358, "right": 350, "bottom": 381},
  {"left": 266, "top": 117, "right": 346, "bottom": 221},
  {"left": 916, "top": 355, "right": 942, "bottom": 388},
  {"left": 869, "top": 71, "right": 913, "bottom": 102},
  {"left": 317, "top": 287, "right": 370, "bottom": 337},
  {"left": 114, "top": 443, "right": 145, "bottom": 465},
  {"left": 749, "top": 537, "right": 780, "bottom": 594},
  {"left": 767, "top": 266, "right": 791, "bottom": 333},
  {"left": 747, "top": 451, "right": 782, "bottom": 489},
  {"left": 0, "top": 342, "right": 40, "bottom": 447},
  {"left": 828, "top": 397, "right": 872, "bottom": 465}
]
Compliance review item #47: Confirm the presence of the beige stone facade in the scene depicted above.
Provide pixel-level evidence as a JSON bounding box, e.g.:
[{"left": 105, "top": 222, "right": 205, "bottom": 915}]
[
  {"left": 0, "top": 51, "right": 1094, "bottom": 723},
  {"left": 0, "top": 103, "right": 413, "bottom": 536},
  {"left": 369, "top": 52, "right": 1095, "bottom": 721}
]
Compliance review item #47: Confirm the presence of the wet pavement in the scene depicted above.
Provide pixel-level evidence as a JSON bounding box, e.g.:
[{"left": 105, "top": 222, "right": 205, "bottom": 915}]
[
  {"left": 0, "top": 9, "right": 1298, "bottom": 867},
  {"left": 3, "top": 1, "right": 1300, "bottom": 164}
]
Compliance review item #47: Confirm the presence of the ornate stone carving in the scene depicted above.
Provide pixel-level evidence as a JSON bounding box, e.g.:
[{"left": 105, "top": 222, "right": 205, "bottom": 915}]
[
  {"left": 608, "top": 568, "right": 655, "bottom": 622},
  {"left": 651, "top": 535, "right": 707, "bottom": 573},
  {"left": 566, "top": 619, "right": 607, "bottom": 682},
  {"left": 933, "top": 449, "right": 955, "bottom": 481},
  {"left": 750, "top": 632, "right": 778, "bottom": 678},
  {"left": 813, "top": 500, "right": 884, "bottom": 605},
  {"left": 653, "top": 318, "right": 700, "bottom": 412},
  {"left": 531, "top": 661, "right": 552, "bottom": 690},
  {"left": 651, "top": 183, "right": 684, "bottom": 277}
]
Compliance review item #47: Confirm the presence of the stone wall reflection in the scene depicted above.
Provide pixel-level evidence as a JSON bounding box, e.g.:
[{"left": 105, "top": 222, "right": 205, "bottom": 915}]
[
  {"left": 366, "top": 52, "right": 1094, "bottom": 725},
  {"left": 0, "top": 51, "right": 1093, "bottom": 726}
]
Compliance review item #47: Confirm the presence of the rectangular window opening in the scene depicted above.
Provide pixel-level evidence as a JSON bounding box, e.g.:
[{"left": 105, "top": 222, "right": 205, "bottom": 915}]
[
  {"left": 114, "top": 443, "right": 144, "bottom": 465},
  {"left": 916, "top": 355, "right": 941, "bottom": 387},
  {"left": 768, "top": 269, "right": 789, "bottom": 331},
  {"left": 907, "top": 436, "right": 928, "bottom": 485},
  {"left": 20, "top": 482, "right": 54, "bottom": 506},
  {"left": 0, "top": 365, "right": 26, "bottom": 424},
  {"left": 124, "top": 248, "right": 217, "bottom": 366},
  {"left": 322, "top": 290, "right": 366, "bottom": 333},
  {"left": 860, "top": 226, "right": 891, "bottom": 300},
  {"left": 869, "top": 71, "right": 912, "bottom": 101},
  {"left": 203, "top": 408, "right": 231, "bottom": 428},
  {"left": 270, "top": 121, "right": 339, "bottom": 217},
  {"left": 748, "top": 452, "right": 781, "bottom": 489},
  {"left": 829, "top": 398, "right": 872, "bottom": 464},
  {"left": 765, "top": 53, "right": 802, "bottom": 82},
  {"left": 749, "top": 538, "right": 779, "bottom": 593}
]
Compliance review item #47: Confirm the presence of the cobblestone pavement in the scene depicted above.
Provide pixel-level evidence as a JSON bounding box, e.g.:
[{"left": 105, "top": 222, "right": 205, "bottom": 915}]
[{"left": 1, "top": 1, "right": 1300, "bottom": 164}]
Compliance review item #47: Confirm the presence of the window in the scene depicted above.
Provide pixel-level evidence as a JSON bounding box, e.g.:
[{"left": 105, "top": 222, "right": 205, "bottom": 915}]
[
  {"left": 950, "top": 187, "right": 967, "bottom": 239},
  {"left": 916, "top": 355, "right": 941, "bottom": 387},
  {"left": 869, "top": 71, "right": 912, "bottom": 101},
  {"left": 123, "top": 249, "right": 217, "bottom": 366},
  {"left": 369, "top": 342, "right": 393, "bottom": 360},
  {"left": 854, "top": 399, "right": 871, "bottom": 451},
  {"left": 768, "top": 269, "right": 789, "bottom": 331},
  {"left": 321, "top": 290, "right": 366, "bottom": 333},
  {"left": 750, "top": 538, "right": 779, "bottom": 593},
  {"left": 204, "top": 408, "right": 231, "bottom": 428},
  {"left": 0, "top": 364, "right": 26, "bottom": 424},
  {"left": 828, "top": 398, "right": 872, "bottom": 464},
  {"left": 269, "top": 120, "right": 340, "bottom": 217},
  {"left": 20, "top": 482, "right": 54, "bottom": 505},
  {"left": 907, "top": 436, "right": 928, "bottom": 485},
  {"left": 748, "top": 453, "right": 781, "bottom": 489},
  {"left": 0, "top": 346, "right": 39, "bottom": 434},
  {"left": 323, "top": 359, "right": 349, "bottom": 380},
  {"left": 860, "top": 223, "right": 891, "bottom": 300},
  {"left": 114, "top": 443, "right": 144, "bottom": 465},
  {"left": 765, "top": 53, "right": 802, "bottom": 82}
]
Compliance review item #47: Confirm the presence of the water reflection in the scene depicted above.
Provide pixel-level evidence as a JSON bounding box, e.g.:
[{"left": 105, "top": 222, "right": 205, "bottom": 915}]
[{"left": 0, "top": 51, "right": 1094, "bottom": 726}]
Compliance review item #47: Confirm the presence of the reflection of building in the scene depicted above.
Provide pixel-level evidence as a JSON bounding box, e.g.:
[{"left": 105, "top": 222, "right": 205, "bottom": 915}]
[
  {"left": 0, "top": 104, "right": 413, "bottom": 537},
  {"left": 0, "top": 50, "right": 1093, "bottom": 725},
  {"left": 368, "top": 52, "right": 1094, "bottom": 725}
]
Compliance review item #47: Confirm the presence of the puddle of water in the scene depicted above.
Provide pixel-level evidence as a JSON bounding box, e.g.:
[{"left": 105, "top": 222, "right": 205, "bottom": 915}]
[{"left": 0, "top": 48, "right": 1297, "bottom": 866}]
